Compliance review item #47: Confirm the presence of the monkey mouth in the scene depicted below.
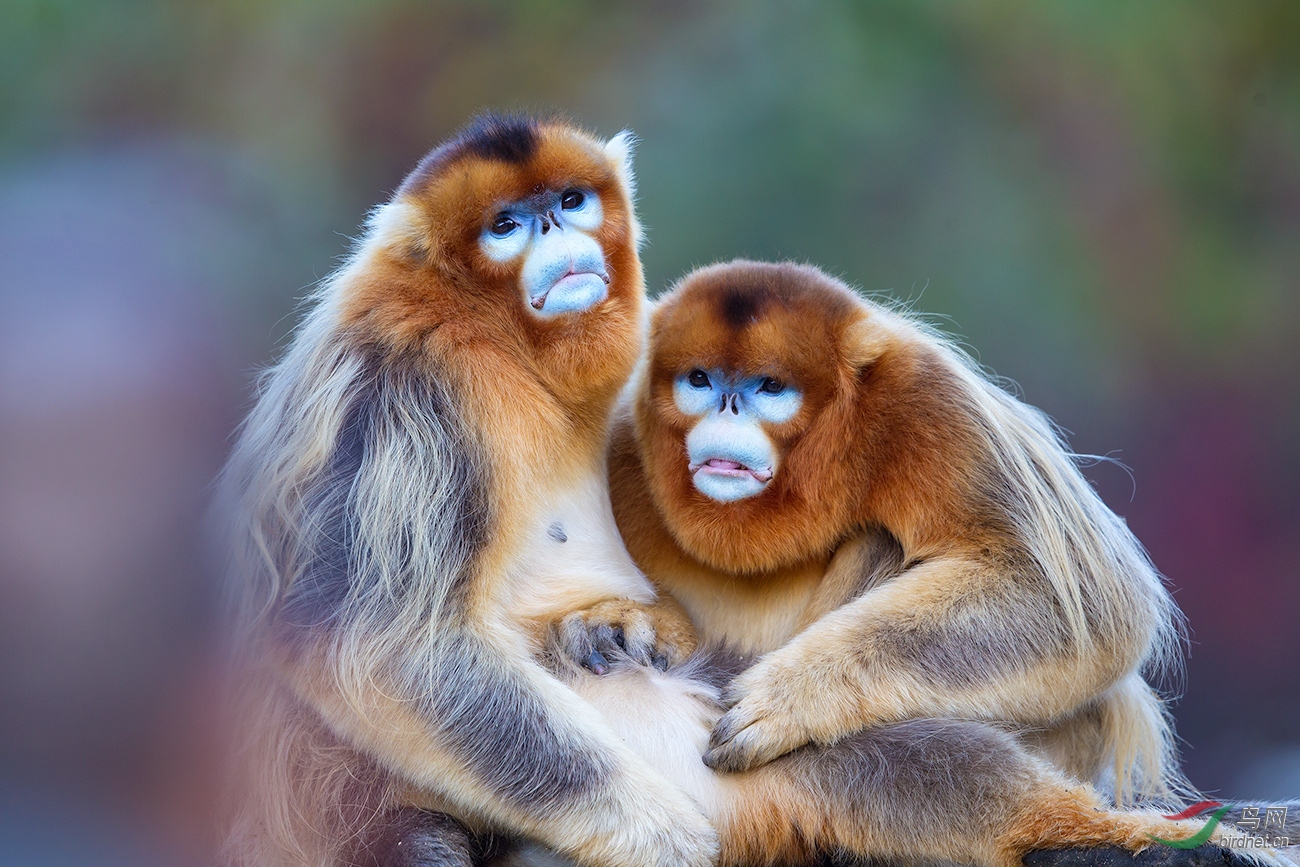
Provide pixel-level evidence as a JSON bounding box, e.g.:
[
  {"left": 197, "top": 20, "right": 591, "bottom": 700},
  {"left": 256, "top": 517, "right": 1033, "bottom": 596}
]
[
  {"left": 530, "top": 269, "right": 612, "bottom": 310},
  {"left": 689, "top": 458, "right": 773, "bottom": 483}
]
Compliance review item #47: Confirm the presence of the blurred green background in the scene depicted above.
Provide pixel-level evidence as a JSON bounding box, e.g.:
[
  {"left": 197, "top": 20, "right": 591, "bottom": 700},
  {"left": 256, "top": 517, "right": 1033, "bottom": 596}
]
[{"left": 1, "top": 1, "right": 1296, "bottom": 862}]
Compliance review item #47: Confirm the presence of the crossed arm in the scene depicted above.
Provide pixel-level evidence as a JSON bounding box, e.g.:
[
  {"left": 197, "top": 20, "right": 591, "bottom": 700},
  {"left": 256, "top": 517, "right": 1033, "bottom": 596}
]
[{"left": 701, "top": 545, "right": 1150, "bottom": 773}]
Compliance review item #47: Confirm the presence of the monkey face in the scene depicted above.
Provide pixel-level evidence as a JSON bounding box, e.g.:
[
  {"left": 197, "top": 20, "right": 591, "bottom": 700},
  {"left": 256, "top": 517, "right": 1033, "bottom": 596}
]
[
  {"left": 340, "top": 114, "right": 644, "bottom": 410},
  {"left": 672, "top": 368, "right": 801, "bottom": 501},
  {"left": 393, "top": 115, "right": 638, "bottom": 325},
  {"left": 637, "top": 260, "right": 892, "bottom": 574},
  {"left": 480, "top": 186, "right": 611, "bottom": 317}
]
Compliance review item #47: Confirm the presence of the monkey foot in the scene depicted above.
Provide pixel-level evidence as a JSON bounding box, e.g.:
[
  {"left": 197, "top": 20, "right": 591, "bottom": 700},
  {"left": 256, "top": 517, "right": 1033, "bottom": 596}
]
[{"left": 1024, "top": 844, "right": 1282, "bottom": 867}]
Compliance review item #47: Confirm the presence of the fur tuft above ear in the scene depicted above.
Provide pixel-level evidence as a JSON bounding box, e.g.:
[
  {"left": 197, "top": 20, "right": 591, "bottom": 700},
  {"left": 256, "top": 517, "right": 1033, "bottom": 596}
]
[
  {"left": 367, "top": 199, "right": 426, "bottom": 258},
  {"left": 605, "top": 130, "right": 638, "bottom": 198},
  {"left": 841, "top": 312, "right": 890, "bottom": 370}
]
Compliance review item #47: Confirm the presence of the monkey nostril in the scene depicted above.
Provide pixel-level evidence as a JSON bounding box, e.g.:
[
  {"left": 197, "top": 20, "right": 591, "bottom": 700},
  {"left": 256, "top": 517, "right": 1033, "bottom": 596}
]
[{"left": 729, "top": 394, "right": 739, "bottom": 414}]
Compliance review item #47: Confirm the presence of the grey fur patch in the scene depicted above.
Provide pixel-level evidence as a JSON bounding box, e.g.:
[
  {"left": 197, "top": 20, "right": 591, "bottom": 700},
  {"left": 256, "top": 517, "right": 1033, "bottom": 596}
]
[
  {"left": 277, "top": 348, "right": 491, "bottom": 633},
  {"left": 422, "top": 638, "right": 613, "bottom": 810},
  {"left": 874, "top": 548, "right": 1069, "bottom": 689},
  {"left": 847, "top": 523, "right": 907, "bottom": 600},
  {"left": 1222, "top": 802, "right": 1300, "bottom": 840},
  {"left": 784, "top": 719, "right": 1041, "bottom": 839},
  {"left": 352, "top": 809, "right": 478, "bottom": 867},
  {"left": 680, "top": 644, "right": 759, "bottom": 690},
  {"left": 546, "top": 522, "right": 567, "bottom": 543},
  {"left": 276, "top": 387, "right": 375, "bottom": 630}
]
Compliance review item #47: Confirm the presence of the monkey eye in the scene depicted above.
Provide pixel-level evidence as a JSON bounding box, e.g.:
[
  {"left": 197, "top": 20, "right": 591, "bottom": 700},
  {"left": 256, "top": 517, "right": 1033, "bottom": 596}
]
[
  {"left": 687, "top": 369, "right": 711, "bottom": 389},
  {"left": 560, "top": 190, "right": 585, "bottom": 210},
  {"left": 490, "top": 214, "right": 518, "bottom": 236},
  {"left": 758, "top": 377, "right": 786, "bottom": 395}
]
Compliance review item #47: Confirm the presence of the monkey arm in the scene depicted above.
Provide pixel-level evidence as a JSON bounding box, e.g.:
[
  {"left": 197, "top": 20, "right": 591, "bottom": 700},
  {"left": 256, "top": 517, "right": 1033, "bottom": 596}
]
[
  {"left": 276, "top": 623, "right": 718, "bottom": 867},
  {"left": 704, "top": 552, "right": 1150, "bottom": 773}
]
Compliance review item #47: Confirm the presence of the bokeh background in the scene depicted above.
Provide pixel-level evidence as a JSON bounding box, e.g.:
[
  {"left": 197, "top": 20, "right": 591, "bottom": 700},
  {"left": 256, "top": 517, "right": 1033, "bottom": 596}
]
[{"left": 2, "top": 1, "right": 1297, "bottom": 862}]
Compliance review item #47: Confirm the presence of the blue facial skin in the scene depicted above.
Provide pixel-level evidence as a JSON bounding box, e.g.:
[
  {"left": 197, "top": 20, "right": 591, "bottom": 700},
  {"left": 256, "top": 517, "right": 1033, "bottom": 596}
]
[
  {"left": 673, "top": 370, "right": 803, "bottom": 502},
  {"left": 478, "top": 189, "right": 610, "bottom": 318}
]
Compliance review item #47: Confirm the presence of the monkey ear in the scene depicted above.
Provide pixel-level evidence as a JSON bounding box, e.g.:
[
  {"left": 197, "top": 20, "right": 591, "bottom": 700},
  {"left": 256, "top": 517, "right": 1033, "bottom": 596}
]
[
  {"left": 605, "top": 130, "right": 638, "bottom": 198},
  {"left": 842, "top": 312, "right": 890, "bottom": 371}
]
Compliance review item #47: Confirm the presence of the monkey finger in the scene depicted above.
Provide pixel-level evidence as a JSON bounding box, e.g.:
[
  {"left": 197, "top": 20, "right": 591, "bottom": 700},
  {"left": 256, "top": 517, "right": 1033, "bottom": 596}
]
[
  {"left": 591, "top": 618, "right": 655, "bottom": 666},
  {"left": 702, "top": 719, "right": 775, "bottom": 772},
  {"left": 554, "top": 611, "right": 602, "bottom": 670},
  {"left": 702, "top": 725, "right": 782, "bottom": 773},
  {"left": 553, "top": 599, "right": 696, "bottom": 673},
  {"left": 591, "top": 623, "right": 679, "bottom": 672},
  {"left": 610, "top": 614, "right": 658, "bottom": 666},
  {"left": 585, "top": 649, "right": 609, "bottom": 676},
  {"left": 705, "top": 700, "right": 810, "bottom": 772},
  {"left": 708, "top": 704, "right": 752, "bottom": 751},
  {"left": 552, "top": 606, "right": 648, "bottom": 670},
  {"left": 591, "top": 623, "right": 641, "bottom": 664}
]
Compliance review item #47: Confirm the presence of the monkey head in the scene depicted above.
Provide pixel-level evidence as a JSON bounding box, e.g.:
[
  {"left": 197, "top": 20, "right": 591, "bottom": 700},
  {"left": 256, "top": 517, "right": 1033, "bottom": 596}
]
[
  {"left": 636, "top": 260, "right": 909, "bottom": 575},
  {"left": 343, "top": 113, "right": 644, "bottom": 409}
]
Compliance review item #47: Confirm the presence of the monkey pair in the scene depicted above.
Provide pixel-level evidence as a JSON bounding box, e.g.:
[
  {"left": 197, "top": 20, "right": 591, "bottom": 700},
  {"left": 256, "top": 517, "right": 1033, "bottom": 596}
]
[{"left": 217, "top": 114, "right": 1280, "bottom": 867}]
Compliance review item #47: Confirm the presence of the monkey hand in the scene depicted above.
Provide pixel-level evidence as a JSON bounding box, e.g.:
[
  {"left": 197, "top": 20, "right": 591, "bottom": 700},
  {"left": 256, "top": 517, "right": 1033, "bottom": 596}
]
[
  {"left": 555, "top": 597, "right": 698, "bottom": 674},
  {"left": 705, "top": 648, "right": 854, "bottom": 772}
]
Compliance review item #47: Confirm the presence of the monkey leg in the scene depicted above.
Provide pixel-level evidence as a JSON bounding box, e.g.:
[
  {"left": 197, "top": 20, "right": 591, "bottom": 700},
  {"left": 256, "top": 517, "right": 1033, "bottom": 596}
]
[
  {"left": 1018, "top": 673, "right": 1181, "bottom": 807},
  {"left": 356, "top": 658, "right": 1274, "bottom": 867},
  {"left": 527, "top": 662, "right": 1276, "bottom": 867},
  {"left": 721, "top": 719, "right": 1277, "bottom": 867}
]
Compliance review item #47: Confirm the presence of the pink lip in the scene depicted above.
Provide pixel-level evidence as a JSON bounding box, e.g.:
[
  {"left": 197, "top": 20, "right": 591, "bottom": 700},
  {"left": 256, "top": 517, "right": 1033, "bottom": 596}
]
[
  {"left": 688, "top": 458, "right": 773, "bottom": 483},
  {"left": 558, "top": 270, "right": 606, "bottom": 287},
  {"left": 530, "top": 270, "right": 611, "bottom": 310}
]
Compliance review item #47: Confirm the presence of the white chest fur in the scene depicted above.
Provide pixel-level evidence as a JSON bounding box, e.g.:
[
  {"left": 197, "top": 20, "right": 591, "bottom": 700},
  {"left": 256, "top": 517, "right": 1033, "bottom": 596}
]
[{"left": 503, "top": 474, "right": 655, "bottom": 621}]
